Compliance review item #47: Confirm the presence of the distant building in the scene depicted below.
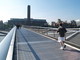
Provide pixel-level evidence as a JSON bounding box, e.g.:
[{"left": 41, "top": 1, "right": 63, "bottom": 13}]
[
  {"left": 30, "top": 18, "right": 48, "bottom": 26},
  {"left": 8, "top": 18, "right": 48, "bottom": 26},
  {"left": 8, "top": 18, "right": 27, "bottom": 25},
  {"left": 51, "top": 22, "right": 56, "bottom": 26},
  {"left": 8, "top": 5, "right": 48, "bottom": 26},
  {"left": 0, "top": 20, "right": 3, "bottom": 29}
]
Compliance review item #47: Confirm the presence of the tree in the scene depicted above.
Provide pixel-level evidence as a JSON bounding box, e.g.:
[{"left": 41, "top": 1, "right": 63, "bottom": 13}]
[
  {"left": 57, "top": 19, "right": 62, "bottom": 24},
  {"left": 71, "top": 20, "right": 77, "bottom": 28}
]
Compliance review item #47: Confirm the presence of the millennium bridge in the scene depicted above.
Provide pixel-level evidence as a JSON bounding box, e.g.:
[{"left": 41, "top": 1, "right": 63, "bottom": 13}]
[{"left": 0, "top": 26, "right": 80, "bottom": 60}]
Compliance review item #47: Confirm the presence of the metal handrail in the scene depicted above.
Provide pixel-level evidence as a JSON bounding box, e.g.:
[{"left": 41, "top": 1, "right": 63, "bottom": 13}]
[{"left": 0, "top": 26, "right": 16, "bottom": 60}]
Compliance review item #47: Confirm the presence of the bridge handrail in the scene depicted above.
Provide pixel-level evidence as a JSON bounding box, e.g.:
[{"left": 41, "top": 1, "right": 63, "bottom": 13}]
[{"left": 0, "top": 26, "right": 16, "bottom": 60}]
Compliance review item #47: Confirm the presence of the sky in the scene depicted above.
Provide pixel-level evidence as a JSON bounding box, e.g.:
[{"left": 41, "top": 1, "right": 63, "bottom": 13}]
[{"left": 0, "top": 0, "right": 80, "bottom": 24}]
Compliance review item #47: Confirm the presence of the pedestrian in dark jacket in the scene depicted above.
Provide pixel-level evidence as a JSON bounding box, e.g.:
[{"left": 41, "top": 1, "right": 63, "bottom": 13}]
[{"left": 57, "top": 23, "right": 67, "bottom": 50}]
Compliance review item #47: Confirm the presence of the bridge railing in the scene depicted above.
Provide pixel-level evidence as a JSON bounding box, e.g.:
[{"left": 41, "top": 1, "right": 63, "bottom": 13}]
[
  {"left": 23, "top": 26, "right": 79, "bottom": 39},
  {"left": 0, "top": 26, "right": 17, "bottom": 60}
]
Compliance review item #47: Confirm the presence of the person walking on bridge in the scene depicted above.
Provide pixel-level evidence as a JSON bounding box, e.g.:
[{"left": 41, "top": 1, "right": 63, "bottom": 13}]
[{"left": 57, "top": 23, "right": 67, "bottom": 50}]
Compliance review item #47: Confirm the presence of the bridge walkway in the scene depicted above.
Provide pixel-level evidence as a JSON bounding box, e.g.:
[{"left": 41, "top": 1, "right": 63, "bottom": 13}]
[{"left": 15, "top": 28, "right": 80, "bottom": 60}]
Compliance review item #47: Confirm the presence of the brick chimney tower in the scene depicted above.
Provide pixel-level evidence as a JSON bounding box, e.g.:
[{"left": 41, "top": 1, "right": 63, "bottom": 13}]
[{"left": 27, "top": 5, "right": 30, "bottom": 20}]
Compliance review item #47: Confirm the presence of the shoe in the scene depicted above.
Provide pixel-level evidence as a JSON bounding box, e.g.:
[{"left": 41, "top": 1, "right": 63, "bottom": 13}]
[
  {"left": 64, "top": 45, "right": 66, "bottom": 48},
  {"left": 60, "top": 47, "right": 64, "bottom": 50}
]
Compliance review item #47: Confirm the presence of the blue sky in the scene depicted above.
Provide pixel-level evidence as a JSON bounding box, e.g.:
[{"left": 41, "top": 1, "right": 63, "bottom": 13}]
[{"left": 0, "top": 0, "right": 80, "bottom": 24}]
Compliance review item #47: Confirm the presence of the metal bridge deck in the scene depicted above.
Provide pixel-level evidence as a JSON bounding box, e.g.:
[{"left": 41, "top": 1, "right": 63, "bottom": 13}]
[{"left": 15, "top": 28, "right": 80, "bottom": 60}]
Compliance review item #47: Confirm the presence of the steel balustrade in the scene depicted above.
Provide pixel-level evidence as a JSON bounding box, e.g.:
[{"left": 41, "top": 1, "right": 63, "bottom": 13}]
[{"left": 0, "top": 26, "right": 16, "bottom": 60}]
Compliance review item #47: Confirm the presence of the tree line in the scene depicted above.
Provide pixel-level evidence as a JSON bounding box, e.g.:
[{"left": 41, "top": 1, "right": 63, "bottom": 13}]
[{"left": 51, "top": 19, "right": 80, "bottom": 28}]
